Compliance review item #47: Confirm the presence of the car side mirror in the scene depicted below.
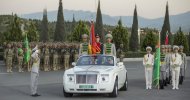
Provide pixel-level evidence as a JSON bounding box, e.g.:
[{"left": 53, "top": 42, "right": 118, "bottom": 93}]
[{"left": 72, "top": 62, "right": 76, "bottom": 66}]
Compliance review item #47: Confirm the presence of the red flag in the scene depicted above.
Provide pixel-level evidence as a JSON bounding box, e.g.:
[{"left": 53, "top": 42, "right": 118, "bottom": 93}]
[
  {"left": 90, "top": 21, "right": 96, "bottom": 54},
  {"left": 165, "top": 31, "right": 169, "bottom": 45}
]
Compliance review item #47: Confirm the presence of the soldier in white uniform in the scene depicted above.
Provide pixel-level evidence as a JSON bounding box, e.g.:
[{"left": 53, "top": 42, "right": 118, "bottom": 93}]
[
  {"left": 179, "top": 45, "right": 187, "bottom": 85},
  {"left": 103, "top": 33, "right": 116, "bottom": 56},
  {"left": 170, "top": 45, "right": 182, "bottom": 90},
  {"left": 30, "top": 45, "right": 41, "bottom": 97},
  {"left": 143, "top": 46, "right": 154, "bottom": 89}
]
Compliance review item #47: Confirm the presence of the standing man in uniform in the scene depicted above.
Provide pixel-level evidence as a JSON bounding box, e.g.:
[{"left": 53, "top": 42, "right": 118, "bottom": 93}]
[
  {"left": 143, "top": 46, "right": 154, "bottom": 89},
  {"left": 103, "top": 33, "right": 116, "bottom": 56},
  {"left": 53, "top": 44, "right": 58, "bottom": 71},
  {"left": 73, "top": 44, "right": 79, "bottom": 62},
  {"left": 5, "top": 44, "right": 13, "bottom": 73},
  {"left": 160, "top": 45, "right": 167, "bottom": 89},
  {"left": 30, "top": 46, "right": 41, "bottom": 97},
  {"left": 43, "top": 44, "right": 50, "bottom": 71},
  {"left": 179, "top": 45, "right": 187, "bottom": 85},
  {"left": 79, "top": 34, "right": 90, "bottom": 56},
  {"left": 166, "top": 45, "right": 172, "bottom": 84},
  {"left": 117, "top": 44, "right": 125, "bottom": 62},
  {"left": 64, "top": 44, "right": 70, "bottom": 70},
  {"left": 95, "top": 34, "right": 103, "bottom": 54},
  {"left": 170, "top": 45, "right": 182, "bottom": 90},
  {"left": 17, "top": 44, "right": 24, "bottom": 72}
]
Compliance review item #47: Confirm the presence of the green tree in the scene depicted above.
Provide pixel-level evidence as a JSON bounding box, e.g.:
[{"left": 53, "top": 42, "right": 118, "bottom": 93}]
[
  {"left": 40, "top": 8, "right": 49, "bottom": 42},
  {"left": 71, "top": 21, "right": 89, "bottom": 42},
  {"left": 54, "top": 0, "right": 65, "bottom": 41},
  {"left": 173, "top": 27, "right": 189, "bottom": 53},
  {"left": 161, "top": 2, "right": 172, "bottom": 45},
  {"left": 112, "top": 19, "right": 129, "bottom": 51},
  {"left": 5, "top": 14, "right": 23, "bottom": 42},
  {"left": 95, "top": 0, "right": 104, "bottom": 43},
  {"left": 141, "top": 31, "right": 157, "bottom": 52},
  {"left": 26, "top": 21, "right": 39, "bottom": 42},
  {"left": 129, "top": 5, "right": 139, "bottom": 51}
]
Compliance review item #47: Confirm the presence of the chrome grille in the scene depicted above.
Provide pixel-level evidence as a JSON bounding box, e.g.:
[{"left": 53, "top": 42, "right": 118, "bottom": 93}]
[{"left": 76, "top": 74, "right": 97, "bottom": 84}]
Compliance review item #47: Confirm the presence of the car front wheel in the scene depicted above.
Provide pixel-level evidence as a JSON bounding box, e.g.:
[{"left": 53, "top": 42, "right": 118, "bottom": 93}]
[
  {"left": 63, "top": 87, "right": 73, "bottom": 97},
  {"left": 109, "top": 79, "right": 118, "bottom": 97}
]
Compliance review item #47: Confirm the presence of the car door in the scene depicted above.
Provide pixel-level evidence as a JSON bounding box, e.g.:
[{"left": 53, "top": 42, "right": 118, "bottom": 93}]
[{"left": 116, "top": 59, "right": 126, "bottom": 88}]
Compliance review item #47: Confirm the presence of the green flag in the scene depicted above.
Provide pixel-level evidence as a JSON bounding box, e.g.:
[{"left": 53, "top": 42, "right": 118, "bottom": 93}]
[
  {"left": 153, "top": 42, "right": 160, "bottom": 88},
  {"left": 24, "top": 34, "right": 30, "bottom": 63}
]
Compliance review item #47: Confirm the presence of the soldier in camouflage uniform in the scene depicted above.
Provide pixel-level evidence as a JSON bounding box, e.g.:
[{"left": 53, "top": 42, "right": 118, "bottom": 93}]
[
  {"left": 64, "top": 44, "right": 70, "bottom": 70},
  {"left": 28, "top": 43, "right": 33, "bottom": 72},
  {"left": 179, "top": 45, "right": 187, "bottom": 85},
  {"left": 49, "top": 43, "right": 54, "bottom": 71},
  {"left": 53, "top": 44, "right": 58, "bottom": 71},
  {"left": 160, "top": 45, "right": 167, "bottom": 89},
  {"left": 5, "top": 44, "right": 13, "bottom": 73},
  {"left": 117, "top": 44, "right": 125, "bottom": 62},
  {"left": 3, "top": 42, "right": 7, "bottom": 65},
  {"left": 165, "top": 45, "right": 172, "bottom": 84},
  {"left": 17, "top": 43, "right": 24, "bottom": 72},
  {"left": 43, "top": 44, "right": 50, "bottom": 71},
  {"left": 73, "top": 44, "right": 79, "bottom": 62}
]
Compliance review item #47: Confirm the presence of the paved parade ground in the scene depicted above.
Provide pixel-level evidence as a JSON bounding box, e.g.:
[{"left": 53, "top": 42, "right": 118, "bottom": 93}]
[{"left": 0, "top": 61, "right": 190, "bottom": 100}]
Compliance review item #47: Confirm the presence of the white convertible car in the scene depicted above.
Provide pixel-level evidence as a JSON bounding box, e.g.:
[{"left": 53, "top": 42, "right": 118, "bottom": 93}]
[{"left": 63, "top": 55, "right": 128, "bottom": 97}]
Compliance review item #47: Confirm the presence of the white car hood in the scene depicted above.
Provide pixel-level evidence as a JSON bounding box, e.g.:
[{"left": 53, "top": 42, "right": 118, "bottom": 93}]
[{"left": 73, "top": 65, "right": 114, "bottom": 73}]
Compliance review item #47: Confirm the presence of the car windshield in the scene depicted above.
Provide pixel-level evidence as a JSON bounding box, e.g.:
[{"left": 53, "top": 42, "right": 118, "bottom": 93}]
[{"left": 76, "top": 55, "right": 114, "bottom": 66}]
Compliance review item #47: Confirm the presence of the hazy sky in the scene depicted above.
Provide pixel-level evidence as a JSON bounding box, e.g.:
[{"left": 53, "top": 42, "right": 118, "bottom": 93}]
[{"left": 0, "top": 0, "right": 190, "bottom": 19}]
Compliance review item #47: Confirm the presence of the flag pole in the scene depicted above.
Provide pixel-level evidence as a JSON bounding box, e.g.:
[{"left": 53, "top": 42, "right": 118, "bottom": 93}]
[{"left": 158, "top": 31, "right": 160, "bottom": 90}]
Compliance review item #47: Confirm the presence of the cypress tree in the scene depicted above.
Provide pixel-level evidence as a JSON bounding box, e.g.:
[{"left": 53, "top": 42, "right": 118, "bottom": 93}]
[
  {"left": 173, "top": 27, "right": 189, "bottom": 53},
  {"left": 40, "top": 8, "right": 49, "bottom": 42},
  {"left": 54, "top": 0, "right": 65, "bottom": 41},
  {"left": 112, "top": 18, "right": 129, "bottom": 51},
  {"left": 129, "top": 5, "right": 139, "bottom": 51},
  {"left": 161, "top": 2, "right": 172, "bottom": 45},
  {"left": 95, "top": 0, "right": 104, "bottom": 43}
]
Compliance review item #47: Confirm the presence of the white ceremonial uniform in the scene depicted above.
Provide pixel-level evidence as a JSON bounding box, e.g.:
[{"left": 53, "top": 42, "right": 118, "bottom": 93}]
[
  {"left": 143, "top": 53, "right": 154, "bottom": 89},
  {"left": 31, "top": 51, "right": 40, "bottom": 95},
  {"left": 170, "top": 53, "right": 182, "bottom": 89}
]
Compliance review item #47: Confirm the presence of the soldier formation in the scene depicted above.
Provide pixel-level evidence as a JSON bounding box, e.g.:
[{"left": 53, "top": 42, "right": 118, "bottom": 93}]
[
  {"left": 3, "top": 42, "right": 80, "bottom": 73},
  {"left": 143, "top": 45, "right": 187, "bottom": 90}
]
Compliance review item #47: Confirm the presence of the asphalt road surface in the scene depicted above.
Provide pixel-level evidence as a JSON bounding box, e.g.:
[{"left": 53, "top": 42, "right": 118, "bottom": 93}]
[{"left": 0, "top": 61, "right": 190, "bottom": 100}]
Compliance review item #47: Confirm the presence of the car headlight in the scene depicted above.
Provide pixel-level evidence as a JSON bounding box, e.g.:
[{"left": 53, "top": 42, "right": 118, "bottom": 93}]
[
  {"left": 67, "top": 74, "right": 75, "bottom": 82},
  {"left": 100, "top": 74, "right": 109, "bottom": 83}
]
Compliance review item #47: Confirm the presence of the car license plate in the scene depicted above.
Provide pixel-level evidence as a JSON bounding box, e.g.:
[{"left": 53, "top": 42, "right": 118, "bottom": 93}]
[{"left": 79, "top": 85, "right": 94, "bottom": 89}]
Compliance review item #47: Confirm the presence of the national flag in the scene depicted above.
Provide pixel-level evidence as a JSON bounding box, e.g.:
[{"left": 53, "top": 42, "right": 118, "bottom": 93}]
[
  {"left": 89, "top": 21, "right": 97, "bottom": 54},
  {"left": 153, "top": 37, "right": 160, "bottom": 88},
  {"left": 24, "top": 34, "right": 30, "bottom": 63},
  {"left": 165, "top": 31, "right": 169, "bottom": 45}
]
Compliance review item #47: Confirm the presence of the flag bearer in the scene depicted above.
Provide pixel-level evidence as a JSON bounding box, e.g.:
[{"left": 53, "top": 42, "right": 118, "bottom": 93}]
[{"left": 160, "top": 45, "right": 167, "bottom": 89}]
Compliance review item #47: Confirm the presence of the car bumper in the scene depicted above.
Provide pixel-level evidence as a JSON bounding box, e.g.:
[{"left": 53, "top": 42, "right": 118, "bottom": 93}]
[{"left": 64, "top": 82, "right": 114, "bottom": 93}]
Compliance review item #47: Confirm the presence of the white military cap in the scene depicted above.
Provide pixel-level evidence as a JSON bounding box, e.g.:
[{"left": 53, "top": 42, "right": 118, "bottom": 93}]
[
  {"left": 173, "top": 45, "right": 179, "bottom": 50},
  {"left": 146, "top": 46, "right": 152, "bottom": 51},
  {"left": 161, "top": 45, "right": 165, "bottom": 49}
]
